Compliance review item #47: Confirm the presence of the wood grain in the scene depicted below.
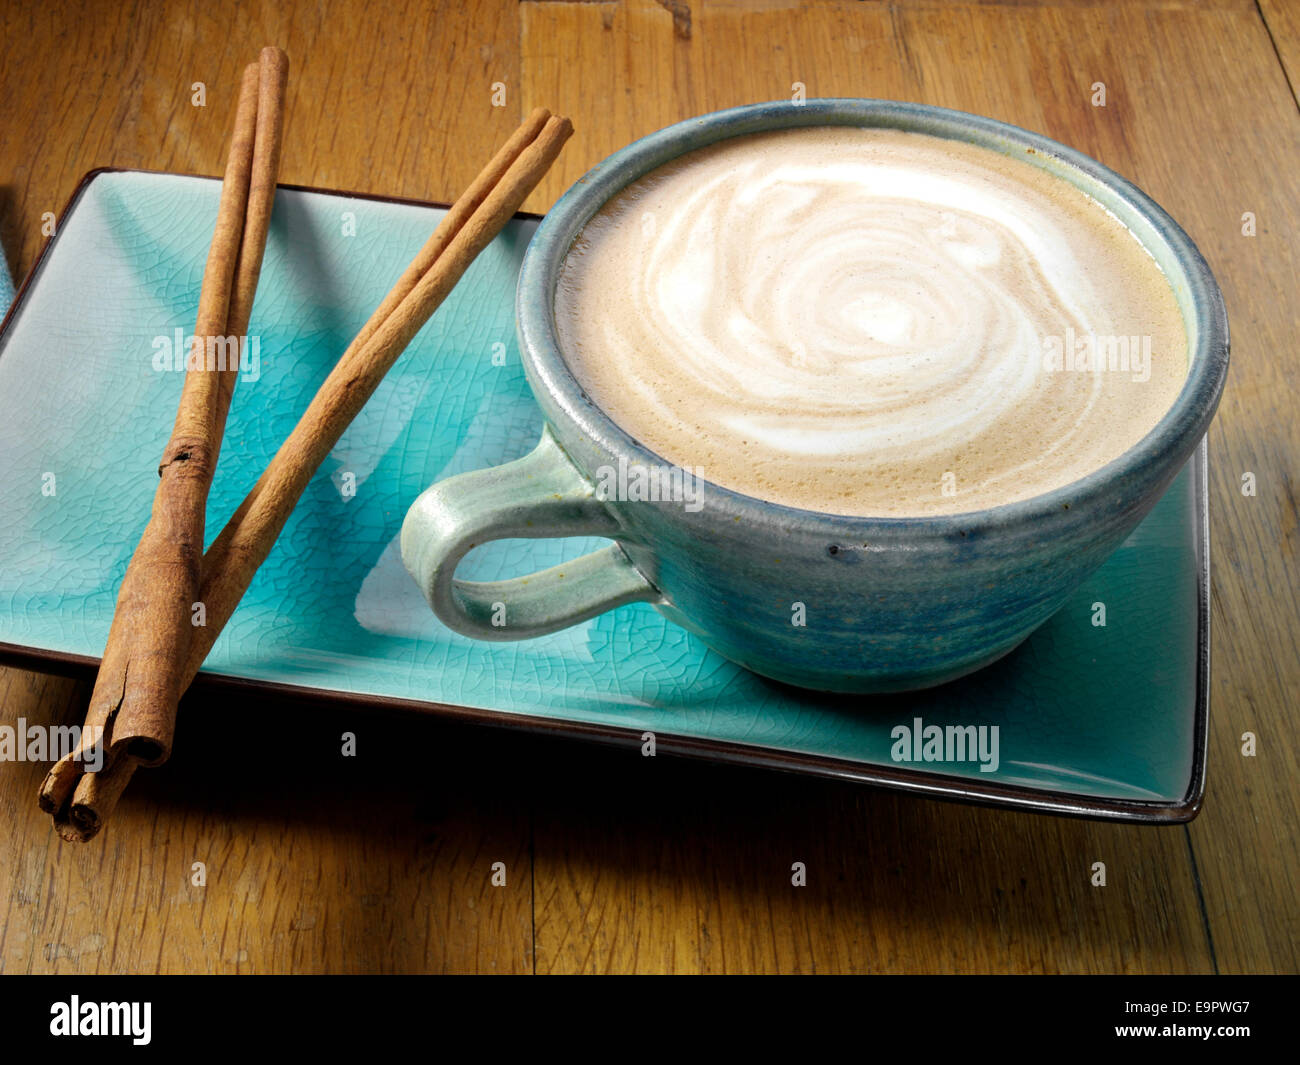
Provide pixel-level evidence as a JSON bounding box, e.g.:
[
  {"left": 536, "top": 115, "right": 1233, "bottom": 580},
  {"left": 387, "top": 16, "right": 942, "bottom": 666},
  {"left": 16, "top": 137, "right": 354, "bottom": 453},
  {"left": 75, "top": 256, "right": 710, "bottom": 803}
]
[
  {"left": 533, "top": 746, "right": 1213, "bottom": 974},
  {"left": 0, "top": 0, "right": 528, "bottom": 283},
  {"left": 3, "top": 678, "right": 535, "bottom": 973},
  {"left": 1, "top": 0, "right": 1296, "bottom": 973},
  {"left": 1260, "top": 0, "right": 1300, "bottom": 109}
]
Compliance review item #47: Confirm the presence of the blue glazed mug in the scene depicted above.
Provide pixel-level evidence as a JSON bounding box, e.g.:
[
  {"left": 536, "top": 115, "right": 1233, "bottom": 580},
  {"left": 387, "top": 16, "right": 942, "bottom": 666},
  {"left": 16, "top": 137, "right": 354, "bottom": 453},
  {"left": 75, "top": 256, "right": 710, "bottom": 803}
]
[{"left": 401, "top": 100, "right": 1229, "bottom": 693}]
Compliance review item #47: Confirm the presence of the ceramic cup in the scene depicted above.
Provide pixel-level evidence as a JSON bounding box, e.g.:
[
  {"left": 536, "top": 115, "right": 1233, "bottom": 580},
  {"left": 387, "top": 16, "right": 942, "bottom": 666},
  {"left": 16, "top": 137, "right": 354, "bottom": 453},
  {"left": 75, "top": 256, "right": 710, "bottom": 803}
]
[{"left": 400, "top": 99, "right": 1229, "bottom": 693}]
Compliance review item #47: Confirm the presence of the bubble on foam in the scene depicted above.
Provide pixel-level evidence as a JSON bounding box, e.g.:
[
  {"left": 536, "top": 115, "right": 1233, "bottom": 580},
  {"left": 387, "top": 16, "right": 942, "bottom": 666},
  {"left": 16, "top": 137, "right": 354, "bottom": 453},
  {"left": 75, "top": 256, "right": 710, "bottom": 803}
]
[{"left": 555, "top": 126, "right": 1188, "bottom": 517}]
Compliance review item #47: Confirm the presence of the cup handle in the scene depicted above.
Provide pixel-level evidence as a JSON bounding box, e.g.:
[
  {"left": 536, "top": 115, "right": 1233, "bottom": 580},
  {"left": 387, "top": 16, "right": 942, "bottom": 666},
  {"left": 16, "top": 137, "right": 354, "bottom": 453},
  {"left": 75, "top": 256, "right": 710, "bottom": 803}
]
[{"left": 401, "top": 426, "right": 661, "bottom": 640}]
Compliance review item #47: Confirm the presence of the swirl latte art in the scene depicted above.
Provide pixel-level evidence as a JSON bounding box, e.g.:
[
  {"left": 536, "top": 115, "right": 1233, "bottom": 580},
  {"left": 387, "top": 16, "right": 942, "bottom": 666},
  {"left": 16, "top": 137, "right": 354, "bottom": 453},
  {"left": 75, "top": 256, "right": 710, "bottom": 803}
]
[{"left": 554, "top": 128, "right": 1188, "bottom": 516}]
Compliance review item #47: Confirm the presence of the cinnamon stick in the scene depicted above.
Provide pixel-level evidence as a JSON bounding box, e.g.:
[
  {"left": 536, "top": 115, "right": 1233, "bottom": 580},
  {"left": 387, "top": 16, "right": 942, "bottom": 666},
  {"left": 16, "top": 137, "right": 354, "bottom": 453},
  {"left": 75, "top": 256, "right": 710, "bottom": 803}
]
[
  {"left": 38, "top": 49, "right": 290, "bottom": 840},
  {"left": 109, "top": 47, "right": 290, "bottom": 765},
  {"left": 46, "top": 56, "right": 260, "bottom": 786},
  {"left": 217, "top": 48, "right": 292, "bottom": 431},
  {"left": 340, "top": 107, "right": 551, "bottom": 362},
  {"left": 45, "top": 106, "right": 572, "bottom": 840}
]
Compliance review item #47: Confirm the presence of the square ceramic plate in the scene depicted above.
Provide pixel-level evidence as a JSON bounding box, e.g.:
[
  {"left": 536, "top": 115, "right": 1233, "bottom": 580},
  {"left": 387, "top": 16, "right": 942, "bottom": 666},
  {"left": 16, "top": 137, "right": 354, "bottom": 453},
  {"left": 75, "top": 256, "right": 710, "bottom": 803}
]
[{"left": 0, "top": 169, "right": 1209, "bottom": 823}]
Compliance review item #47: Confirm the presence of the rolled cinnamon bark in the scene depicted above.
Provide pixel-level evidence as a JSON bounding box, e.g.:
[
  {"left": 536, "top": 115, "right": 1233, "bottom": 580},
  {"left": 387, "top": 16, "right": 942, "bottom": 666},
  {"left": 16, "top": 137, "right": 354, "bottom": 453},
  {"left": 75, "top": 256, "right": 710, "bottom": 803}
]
[
  {"left": 38, "top": 49, "right": 291, "bottom": 840},
  {"left": 109, "top": 47, "right": 291, "bottom": 765},
  {"left": 41, "top": 103, "right": 573, "bottom": 841}
]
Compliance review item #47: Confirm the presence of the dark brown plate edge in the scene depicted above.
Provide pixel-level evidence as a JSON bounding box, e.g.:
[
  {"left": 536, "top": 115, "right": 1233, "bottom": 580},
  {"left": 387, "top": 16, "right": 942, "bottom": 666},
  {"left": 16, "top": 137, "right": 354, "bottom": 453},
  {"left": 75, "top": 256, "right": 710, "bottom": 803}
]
[{"left": 0, "top": 166, "right": 1211, "bottom": 827}]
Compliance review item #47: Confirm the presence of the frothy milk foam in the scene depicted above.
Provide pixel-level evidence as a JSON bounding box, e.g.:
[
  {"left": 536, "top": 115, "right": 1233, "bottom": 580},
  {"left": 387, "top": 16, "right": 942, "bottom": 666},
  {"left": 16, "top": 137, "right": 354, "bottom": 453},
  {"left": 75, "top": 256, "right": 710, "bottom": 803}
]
[{"left": 554, "top": 127, "right": 1188, "bottom": 517}]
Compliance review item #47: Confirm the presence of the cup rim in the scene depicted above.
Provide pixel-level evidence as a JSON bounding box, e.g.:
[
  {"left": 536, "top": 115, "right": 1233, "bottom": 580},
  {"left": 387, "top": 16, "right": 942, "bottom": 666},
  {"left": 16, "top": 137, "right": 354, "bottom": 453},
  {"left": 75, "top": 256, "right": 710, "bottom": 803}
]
[{"left": 517, "top": 98, "right": 1229, "bottom": 535}]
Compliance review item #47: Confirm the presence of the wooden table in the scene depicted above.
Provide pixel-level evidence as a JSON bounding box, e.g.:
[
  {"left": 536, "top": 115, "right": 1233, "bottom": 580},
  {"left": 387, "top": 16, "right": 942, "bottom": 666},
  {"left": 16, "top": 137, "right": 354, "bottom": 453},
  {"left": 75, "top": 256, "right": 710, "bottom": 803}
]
[{"left": 1, "top": 0, "right": 1295, "bottom": 974}]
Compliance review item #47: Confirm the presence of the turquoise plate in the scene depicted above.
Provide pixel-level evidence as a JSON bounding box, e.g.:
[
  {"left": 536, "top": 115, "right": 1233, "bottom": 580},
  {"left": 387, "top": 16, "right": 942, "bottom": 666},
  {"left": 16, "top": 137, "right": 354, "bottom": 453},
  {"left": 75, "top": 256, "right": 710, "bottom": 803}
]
[{"left": 0, "top": 169, "right": 1209, "bottom": 823}]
